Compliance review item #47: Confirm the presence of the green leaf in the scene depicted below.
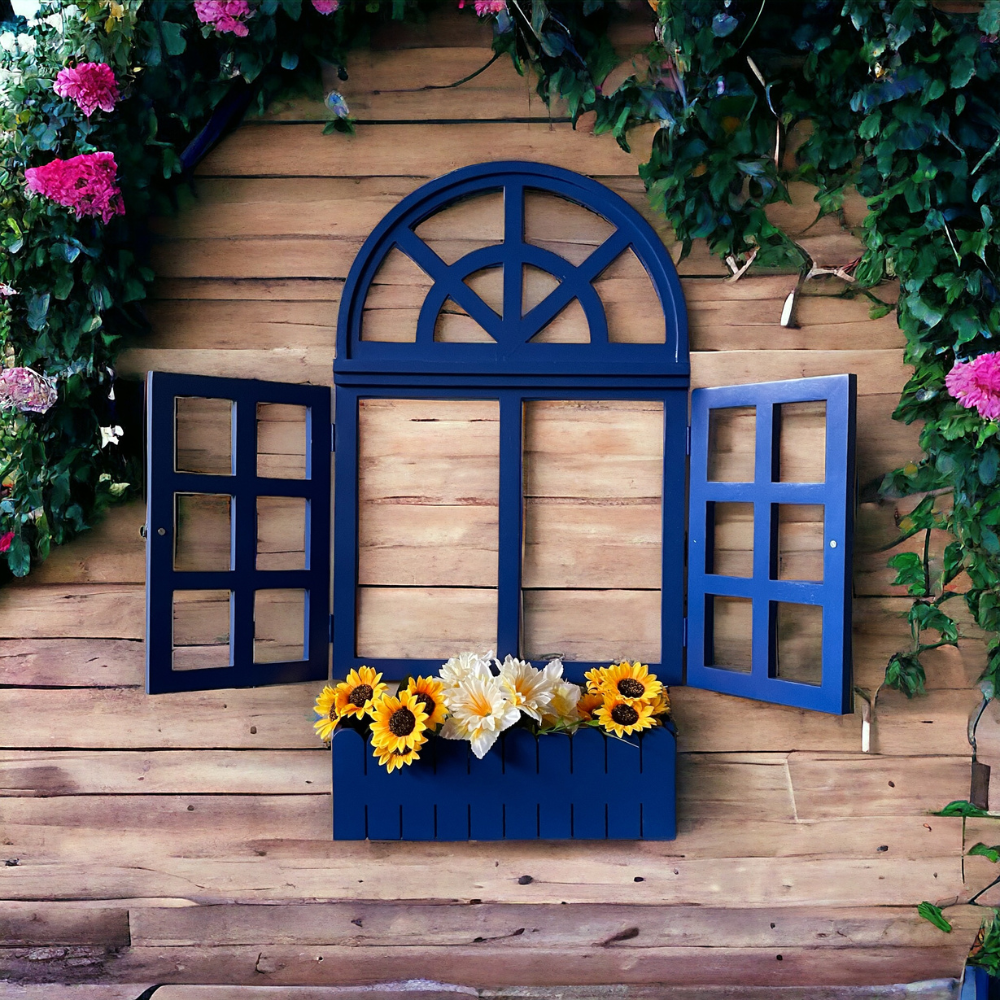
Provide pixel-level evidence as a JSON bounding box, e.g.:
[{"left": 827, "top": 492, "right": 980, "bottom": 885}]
[
  {"left": 159, "top": 19, "right": 186, "bottom": 55},
  {"left": 917, "top": 902, "right": 952, "bottom": 933},
  {"left": 859, "top": 112, "right": 881, "bottom": 140},
  {"left": 884, "top": 651, "right": 927, "bottom": 698},
  {"left": 888, "top": 551, "right": 928, "bottom": 596},
  {"left": 26, "top": 293, "right": 50, "bottom": 332},
  {"left": 909, "top": 603, "right": 959, "bottom": 645},
  {"left": 980, "top": 0, "right": 1000, "bottom": 36},
  {"left": 969, "top": 843, "right": 1000, "bottom": 864},
  {"left": 935, "top": 800, "right": 992, "bottom": 818}
]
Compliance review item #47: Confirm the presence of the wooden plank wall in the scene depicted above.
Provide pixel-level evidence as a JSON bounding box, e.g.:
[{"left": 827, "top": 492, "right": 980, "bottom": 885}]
[{"left": 0, "top": 9, "right": 994, "bottom": 995}]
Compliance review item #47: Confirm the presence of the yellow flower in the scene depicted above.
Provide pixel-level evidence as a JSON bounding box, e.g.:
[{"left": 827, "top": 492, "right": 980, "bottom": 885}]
[
  {"left": 406, "top": 676, "right": 449, "bottom": 729},
  {"left": 312, "top": 684, "right": 339, "bottom": 741},
  {"left": 595, "top": 697, "right": 656, "bottom": 738},
  {"left": 373, "top": 742, "right": 422, "bottom": 773},
  {"left": 369, "top": 689, "right": 430, "bottom": 754},
  {"left": 376, "top": 744, "right": 422, "bottom": 772},
  {"left": 599, "top": 661, "right": 662, "bottom": 705},
  {"left": 333, "top": 666, "right": 387, "bottom": 720},
  {"left": 649, "top": 690, "right": 671, "bottom": 717},
  {"left": 577, "top": 690, "right": 605, "bottom": 721},
  {"left": 584, "top": 666, "right": 607, "bottom": 694}
]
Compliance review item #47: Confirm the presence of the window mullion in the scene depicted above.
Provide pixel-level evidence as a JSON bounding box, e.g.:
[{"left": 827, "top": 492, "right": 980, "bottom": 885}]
[
  {"left": 232, "top": 397, "right": 257, "bottom": 669},
  {"left": 497, "top": 391, "right": 524, "bottom": 659}
]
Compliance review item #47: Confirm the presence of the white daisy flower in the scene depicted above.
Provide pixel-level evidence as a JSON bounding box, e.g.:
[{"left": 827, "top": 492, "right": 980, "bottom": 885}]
[
  {"left": 439, "top": 649, "right": 493, "bottom": 689},
  {"left": 16, "top": 34, "right": 35, "bottom": 54},
  {"left": 0, "top": 33, "right": 17, "bottom": 54},
  {"left": 440, "top": 672, "right": 519, "bottom": 759},
  {"left": 496, "top": 654, "right": 558, "bottom": 722}
]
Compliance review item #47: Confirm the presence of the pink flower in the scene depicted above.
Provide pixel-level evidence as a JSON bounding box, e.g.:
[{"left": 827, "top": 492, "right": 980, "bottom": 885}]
[
  {"left": 53, "top": 62, "right": 120, "bottom": 118},
  {"left": 0, "top": 532, "right": 13, "bottom": 554},
  {"left": 458, "top": 0, "right": 506, "bottom": 13},
  {"left": 946, "top": 352, "right": 1000, "bottom": 421},
  {"left": 0, "top": 284, "right": 15, "bottom": 297},
  {"left": 24, "top": 151, "right": 125, "bottom": 225},
  {"left": 0, "top": 368, "right": 58, "bottom": 414},
  {"left": 194, "top": 0, "right": 253, "bottom": 36},
  {"left": 312, "top": 0, "right": 339, "bottom": 12}
]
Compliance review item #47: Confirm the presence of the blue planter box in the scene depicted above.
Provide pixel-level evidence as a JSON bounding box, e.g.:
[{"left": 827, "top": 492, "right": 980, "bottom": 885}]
[{"left": 331, "top": 724, "right": 676, "bottom": 841}]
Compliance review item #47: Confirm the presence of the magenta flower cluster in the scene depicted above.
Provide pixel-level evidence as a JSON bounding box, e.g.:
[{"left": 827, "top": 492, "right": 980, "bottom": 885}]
[
  {"left": 946, "top": 352, "right": 1000, "bottom": 421},
  {"left": 25, "top": 151, "right": 125, "bottom": 224},
  {"left": 458, "top": 0, "right": 507, "bottom": 14},
  {"left": 194, "top": 0, "right": 253, "bottom": 36},
  {"left": 312, "top": 0, "right": 340, "bottom": 12},
  {"left": 0, "top": 368, "right": 58, "bottom": 415},
  {"left": 53, "top": 62, "right": 120, "bottom": 117}
]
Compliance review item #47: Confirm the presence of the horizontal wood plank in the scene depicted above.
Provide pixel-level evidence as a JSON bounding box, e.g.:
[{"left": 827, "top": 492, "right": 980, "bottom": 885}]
[{"left": 195, "top": 123, "right": 655, "bottom": 180}]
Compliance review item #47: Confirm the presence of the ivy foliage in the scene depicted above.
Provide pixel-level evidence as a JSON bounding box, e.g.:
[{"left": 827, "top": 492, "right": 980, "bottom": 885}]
[{"left": 4, "top": 2, "right": 1000, "bottom": 732}]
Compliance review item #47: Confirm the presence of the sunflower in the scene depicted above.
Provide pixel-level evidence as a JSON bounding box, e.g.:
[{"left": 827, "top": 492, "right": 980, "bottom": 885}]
[
  {"left": 373, "top": 742, "right": 423, "bottom": 773},
  {"left": 577, "top": 690, "right": 605, "bottom": 721},
  {"left": 595, "top": 696, "right": 656, "bottom": 738},
  {"left": 312, "top": 684, "right": 339, "bottom": 741},
  {"left": 599, "top": 661, "right": 662, "bottom": 704},
  {"left": 405, "top": 675, "right": 449, "bottom": 730},
  {"left": 649, "top": 690, "right": 671, "bottom": 717},
  {"left": 333, "top": 666, "right": 387, "bottom": 720},
  {"left": 369, "top": 689, "right": 430, "bottom": 753},
  {"left": 584, "top": 666, "right": 608, "bottom": 694}
]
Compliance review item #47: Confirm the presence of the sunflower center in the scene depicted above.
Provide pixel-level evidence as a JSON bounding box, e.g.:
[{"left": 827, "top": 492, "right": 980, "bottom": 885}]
[
  {"left": 611, "top": 703, "right": 640, "bottom": 726},
  {"left": 415, "top": 692, "right": 436, "bottom": 716},
  {"left": 617, "top": 678, "right": 646, "bottom": 699},
  {"left": 389, "top": 707, "right": 416, "bottom": 736},
  {"left": 349, "top": 684, "right": 374, "bottom": 707}
]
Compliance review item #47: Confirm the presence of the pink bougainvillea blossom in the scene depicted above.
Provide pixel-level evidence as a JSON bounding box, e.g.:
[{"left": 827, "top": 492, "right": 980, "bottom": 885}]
[
  {"left": 0, "top": 284, "right": 16, "bottom": 297},
  {"left": 0, "top": 368, "right": 58, "bottom": 415},
  {"left": 24, "top": 151, "right": 125, "bottom": 224},
  {"left": 53, "top": 62, "right": 120, "bottom": 117},
  {"left": 946, "top": 352, "right": 1000, "bottom": 421},
  {"left": 194, "top": 0, "right": 253, "bottom": 36},
  {"left": 312, "top": 0, "right": 339, "bottom": 12},
  {"left": 458, "top": 0, "right": 507, "bottom": 13},
  {"left": 0, "top": 532, "right": 13, "bottom": 554}
]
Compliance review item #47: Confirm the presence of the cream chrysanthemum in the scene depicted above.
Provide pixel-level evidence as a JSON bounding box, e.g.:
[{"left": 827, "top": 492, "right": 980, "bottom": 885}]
[
  {"left": 440, "top": 672, "right": 520, "bottom": 758},
  {"left": 540, "top": 676, "right": 582, "bottom": 728},
  {"left": 497, "top": 654, "right": 558, "bottom": 722},
  {"left": 440, "top": 649, "right": 494, "bottom": 689}
]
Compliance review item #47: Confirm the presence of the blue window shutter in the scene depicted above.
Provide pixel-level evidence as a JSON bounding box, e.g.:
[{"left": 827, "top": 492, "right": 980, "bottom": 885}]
[
  {"left": 145, "top": 371, "right": 331, "bottom": 694},
  {"left": 686, "top": 375, "right": 856, "bottom": 714}
]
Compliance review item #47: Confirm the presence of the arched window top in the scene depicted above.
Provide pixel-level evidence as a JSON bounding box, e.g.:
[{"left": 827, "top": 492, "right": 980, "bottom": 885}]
[{"left": 335, "top": 161, "right": 689, "bottom": 385}]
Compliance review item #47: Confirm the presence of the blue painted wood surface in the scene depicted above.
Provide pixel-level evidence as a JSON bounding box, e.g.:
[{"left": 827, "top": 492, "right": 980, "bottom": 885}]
[
  {"left": 333, "top": 162, "right": 690, "bottom": 687},
  {"left": 332, "top": 725, "right": 676, "bottom": 841},
  {"left": 686, "top": 374, "right": 857, "bottom": 714},
  {"left": 145, "top": 371, "right": 332, "bottom": 694}
]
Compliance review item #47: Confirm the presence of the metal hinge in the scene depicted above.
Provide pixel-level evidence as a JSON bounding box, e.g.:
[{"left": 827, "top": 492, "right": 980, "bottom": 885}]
[
  {"left": 685, "top": 425, "right": 691, "bottom": 456},
  {"left": 682, "top": 617, "right": 688, "bottom": 648}
]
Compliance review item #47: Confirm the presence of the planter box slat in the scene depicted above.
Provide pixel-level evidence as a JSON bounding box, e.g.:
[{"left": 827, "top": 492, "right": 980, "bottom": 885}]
[{"left": 332, "top": 725, "right": 676, "bottom": 841}]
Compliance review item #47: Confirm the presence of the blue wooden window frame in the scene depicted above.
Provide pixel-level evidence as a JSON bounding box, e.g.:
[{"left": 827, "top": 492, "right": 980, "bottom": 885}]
[
  {"left": 685, "top": 374, "right": 857, "bottom": 714},
  {"left": 145, "top": 371, "right": 331, "bottom": 694},
  {"left": 334, "top": 162, "right": 690, "bottom": 685}
]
